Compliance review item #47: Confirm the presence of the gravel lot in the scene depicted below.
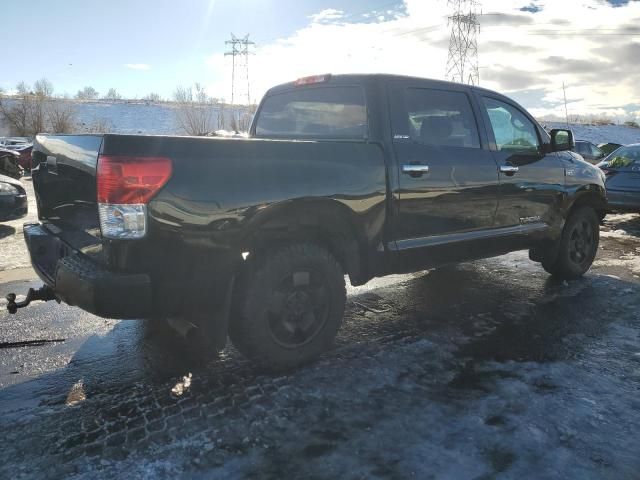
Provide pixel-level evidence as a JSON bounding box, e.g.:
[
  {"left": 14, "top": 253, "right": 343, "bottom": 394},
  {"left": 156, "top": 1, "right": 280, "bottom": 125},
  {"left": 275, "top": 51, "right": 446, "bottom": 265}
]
[
  {"left": 1, "top": 194, "right": 639, "bottom": 479},
  {"left": 0, "top": 176, "right": 38, "bottom": 272}
]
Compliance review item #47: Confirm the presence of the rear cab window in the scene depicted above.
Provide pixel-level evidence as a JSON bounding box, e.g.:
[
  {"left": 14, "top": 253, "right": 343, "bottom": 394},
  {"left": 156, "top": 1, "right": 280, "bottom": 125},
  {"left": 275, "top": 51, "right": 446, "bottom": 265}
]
[
  {"left": 254, "top": 86, "right": 368, "bottom": 140},
  {"left": 394, "top": 88, "right": 481, "bottom": 149}
]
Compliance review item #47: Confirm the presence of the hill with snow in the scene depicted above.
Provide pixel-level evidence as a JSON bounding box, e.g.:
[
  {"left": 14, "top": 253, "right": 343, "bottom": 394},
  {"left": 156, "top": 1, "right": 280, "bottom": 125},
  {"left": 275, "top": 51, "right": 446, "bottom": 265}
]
[{"left": 544, "top": 122, "right": 640, "bottom": 146}]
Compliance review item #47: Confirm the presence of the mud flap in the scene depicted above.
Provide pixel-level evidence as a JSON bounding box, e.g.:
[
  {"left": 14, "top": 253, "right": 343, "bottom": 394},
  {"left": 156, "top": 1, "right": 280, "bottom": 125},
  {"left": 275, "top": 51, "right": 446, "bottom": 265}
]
[
  {"left": 530, "top": 240, "right": 560, "bottom": 264},
  {"left": 196, "top": 275, "right": 236, "bottom": 351}
]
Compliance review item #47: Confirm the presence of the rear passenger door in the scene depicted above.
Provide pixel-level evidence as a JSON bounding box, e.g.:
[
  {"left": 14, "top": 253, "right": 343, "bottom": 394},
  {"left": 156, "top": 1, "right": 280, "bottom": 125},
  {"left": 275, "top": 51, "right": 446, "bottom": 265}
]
[
  {"left": 390, "top": 84, "right": 500, "bottom": 244},
  {"left": 478, "top": 95, "right": 564, "bottom": 229}
]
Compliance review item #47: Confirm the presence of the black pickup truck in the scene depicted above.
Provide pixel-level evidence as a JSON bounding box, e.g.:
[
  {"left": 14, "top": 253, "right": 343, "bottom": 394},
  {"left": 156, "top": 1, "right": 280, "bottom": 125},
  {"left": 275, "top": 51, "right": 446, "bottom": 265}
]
[{"left": 9, "top": 74, "right": 606, "bottom": 369}]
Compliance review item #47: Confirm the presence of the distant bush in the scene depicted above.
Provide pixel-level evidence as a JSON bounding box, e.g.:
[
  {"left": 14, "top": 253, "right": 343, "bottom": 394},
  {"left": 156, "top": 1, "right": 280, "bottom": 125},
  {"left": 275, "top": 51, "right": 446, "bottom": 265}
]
[
  {"left": 143, "top": 92, "right": 162, "bottom": 103},
  {"left": 624, "top": 120, "right": 639, "bottom": 129},
  {"left": 229, "top": 105, "right": 257, "bottom": 133},
  {"left": 173, "top": 83, "right": 216, "bottom": 136},
  {"left": 47, "top": 101, "right": 76, "bottom": 133},
  {"left": 0, "top": 78, "right": 76, "bottom": 135},
  {"left": 76, "top": 86, "right": 99, "bottom": 101},
  {"left": 103, "top": 88, "right": 122, "bottom": 101}
]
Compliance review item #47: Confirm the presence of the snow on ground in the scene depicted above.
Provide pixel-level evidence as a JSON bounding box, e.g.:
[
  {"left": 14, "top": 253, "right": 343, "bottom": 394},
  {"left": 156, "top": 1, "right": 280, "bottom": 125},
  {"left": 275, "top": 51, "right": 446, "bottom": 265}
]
[
  {"left": 598, "top": 213, "right": 640, "bottom": 277},
  {"left": 545, "top": 122, "right": 640, "bottom": 146}
]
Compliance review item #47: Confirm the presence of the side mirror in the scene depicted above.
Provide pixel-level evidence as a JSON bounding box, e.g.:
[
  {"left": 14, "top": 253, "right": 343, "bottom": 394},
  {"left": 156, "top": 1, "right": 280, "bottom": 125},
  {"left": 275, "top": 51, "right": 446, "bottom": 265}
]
[{"left": 550, "top": 129, "right": 575, "bottom": 152}]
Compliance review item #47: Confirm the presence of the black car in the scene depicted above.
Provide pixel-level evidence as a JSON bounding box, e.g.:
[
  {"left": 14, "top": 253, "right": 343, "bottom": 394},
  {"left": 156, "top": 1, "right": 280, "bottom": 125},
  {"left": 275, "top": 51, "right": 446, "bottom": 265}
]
[
  {"left": 0, "top": 173, "right": 28, "bottom": 221},
  {"left": 598, "top": 144, "right": 640, "bottom": 211},
  {"left": 573, "top": 140, "right": 606, "bottom": 164}
]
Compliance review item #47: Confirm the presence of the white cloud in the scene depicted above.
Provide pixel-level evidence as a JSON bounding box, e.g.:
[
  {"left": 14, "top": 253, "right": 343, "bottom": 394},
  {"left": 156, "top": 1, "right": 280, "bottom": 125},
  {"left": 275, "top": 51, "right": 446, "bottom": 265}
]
[
  {"left": 205, "top": 0, "right": 640, "bottom": 120},
  {"left": 309, "top": 8, "right": 344, "bottom": 23},
  {"left": 124, "top": 63, "right": 151, "bottom": 71}
]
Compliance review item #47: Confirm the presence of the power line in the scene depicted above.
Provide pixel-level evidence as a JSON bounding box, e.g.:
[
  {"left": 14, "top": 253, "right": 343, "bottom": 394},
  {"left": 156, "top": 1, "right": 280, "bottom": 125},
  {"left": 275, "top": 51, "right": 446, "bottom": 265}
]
[
  {"left": 224, "top": 33, "right": 255, "bottom": 105},
  {"left": 446, "top": 0, "right": 481, "bottom": 86}
]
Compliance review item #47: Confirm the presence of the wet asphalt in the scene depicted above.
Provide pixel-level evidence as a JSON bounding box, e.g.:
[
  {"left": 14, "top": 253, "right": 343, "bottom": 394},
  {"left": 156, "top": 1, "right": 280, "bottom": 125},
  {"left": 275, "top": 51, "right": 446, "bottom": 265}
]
[{"left": 1, "top": 215, "right": 640, "bottom": 479}]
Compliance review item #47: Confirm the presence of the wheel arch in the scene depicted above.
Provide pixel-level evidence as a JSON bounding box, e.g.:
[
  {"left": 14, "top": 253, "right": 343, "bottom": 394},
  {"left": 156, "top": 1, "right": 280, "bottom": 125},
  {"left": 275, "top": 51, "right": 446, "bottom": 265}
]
[
  {"left": 566, "top": 184, "right": 607, "bottom": 222},
  {"left": 236, "top": 198, "right": 376, "bottom": 286}
]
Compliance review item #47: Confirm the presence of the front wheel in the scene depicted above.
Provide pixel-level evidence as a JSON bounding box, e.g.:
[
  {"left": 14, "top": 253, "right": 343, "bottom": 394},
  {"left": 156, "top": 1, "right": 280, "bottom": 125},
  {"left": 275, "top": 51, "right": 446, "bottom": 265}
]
[
  {"left": 230, "top": 243, "right": 346, "bottom": 370},
  {"left": 542, "top": 206, "right": 600, "bottom": 279}
]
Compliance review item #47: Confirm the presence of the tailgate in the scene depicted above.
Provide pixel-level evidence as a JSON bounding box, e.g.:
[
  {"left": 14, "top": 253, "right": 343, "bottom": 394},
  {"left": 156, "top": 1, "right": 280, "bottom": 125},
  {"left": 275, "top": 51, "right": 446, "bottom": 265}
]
[{"left": 32, "top": 134, "right": 103, "bottom": 247}]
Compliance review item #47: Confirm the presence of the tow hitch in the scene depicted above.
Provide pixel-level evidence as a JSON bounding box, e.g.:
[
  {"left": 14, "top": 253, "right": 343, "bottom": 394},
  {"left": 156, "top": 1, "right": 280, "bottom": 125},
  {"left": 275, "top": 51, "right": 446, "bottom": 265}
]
[{"left": 6, "top": 285, "right": 58, "bottom": 314}]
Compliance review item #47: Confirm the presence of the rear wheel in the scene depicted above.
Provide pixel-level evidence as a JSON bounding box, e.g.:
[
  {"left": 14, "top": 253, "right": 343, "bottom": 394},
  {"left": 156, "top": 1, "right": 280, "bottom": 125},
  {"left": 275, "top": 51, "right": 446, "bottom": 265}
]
[
  {"left": 230, "top": 243, "right": 346, "bottom": 370},
  {"left": 542, "top": 206, "right": 600, "bottom": 279}
]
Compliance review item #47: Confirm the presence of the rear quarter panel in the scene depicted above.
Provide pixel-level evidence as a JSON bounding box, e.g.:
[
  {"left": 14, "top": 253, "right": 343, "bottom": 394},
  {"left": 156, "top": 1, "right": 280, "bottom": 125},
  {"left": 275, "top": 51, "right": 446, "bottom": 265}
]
[{"left": 141, "top": 137, "right": 388, "bottom": 252}]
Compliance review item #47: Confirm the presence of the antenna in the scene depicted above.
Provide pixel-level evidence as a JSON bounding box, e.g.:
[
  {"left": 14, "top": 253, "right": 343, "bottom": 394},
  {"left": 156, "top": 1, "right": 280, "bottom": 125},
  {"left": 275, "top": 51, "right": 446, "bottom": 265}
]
[
  {"left": 224, "top": 34, "right": 255, "bottom": 105},
  {"left": 445, "top": 0, "right": 481, "bottom": 85}
]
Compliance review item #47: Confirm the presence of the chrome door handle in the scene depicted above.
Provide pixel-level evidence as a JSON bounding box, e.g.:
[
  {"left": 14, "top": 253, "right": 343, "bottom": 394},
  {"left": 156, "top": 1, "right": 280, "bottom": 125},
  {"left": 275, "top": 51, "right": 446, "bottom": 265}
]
[
  {"left": 500, "top": 165, "right": 519, "bottom": 175},
  {"left": 402, "top": 164, "right": 430, "bottom": 174}
]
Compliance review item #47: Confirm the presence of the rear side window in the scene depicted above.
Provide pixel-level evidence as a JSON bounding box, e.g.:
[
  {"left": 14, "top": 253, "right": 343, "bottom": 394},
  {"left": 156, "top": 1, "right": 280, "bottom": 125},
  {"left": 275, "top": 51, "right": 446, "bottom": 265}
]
[
  {"left": 395, "top": 88, "right": 480, "bottom": 149},
  {"left": 254, "top": 86, "right": 367, "bottom": 139}
]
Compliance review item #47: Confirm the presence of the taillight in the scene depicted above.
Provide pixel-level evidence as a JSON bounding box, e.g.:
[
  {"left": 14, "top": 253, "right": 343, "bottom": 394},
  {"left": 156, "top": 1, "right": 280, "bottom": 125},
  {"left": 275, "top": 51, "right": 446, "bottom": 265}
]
[
  {"left": 97, "top": 155, "right": 172, "bottom": 204},
  {"left": 97, "top": 155, "right": 172, "bottom": 239}
]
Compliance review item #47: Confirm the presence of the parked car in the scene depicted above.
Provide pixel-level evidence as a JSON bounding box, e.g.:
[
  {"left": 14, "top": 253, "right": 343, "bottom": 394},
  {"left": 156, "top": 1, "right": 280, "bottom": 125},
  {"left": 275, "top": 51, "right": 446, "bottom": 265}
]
[
  {"left": 573, "top": 140, "right": 606, "bottom": 164},
  {"left": 0, "top": 147, "right": 24, "bottom": 179},
  {"left": 7, "top": 74, "right": 607, "bottom": 369},
  {"left": 598, "top": 142, "right": 622, "bottom": 157},
  {"left": 0, "top": 173, "right": 27, "bottom": 221},
  {"left": 10, "top": 144, "right": 33, "bottom": 170},
  {"left": 597, "top": 144, "right": 640, "bottom": 211},
  {"left": 0, "top": 138, "right": 34, "bottom": 170}
]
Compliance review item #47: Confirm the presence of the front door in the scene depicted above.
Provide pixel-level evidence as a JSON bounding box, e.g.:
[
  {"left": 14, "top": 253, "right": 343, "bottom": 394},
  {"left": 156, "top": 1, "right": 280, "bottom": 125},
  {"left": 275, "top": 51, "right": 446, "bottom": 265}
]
[
  {"left": 478, "top": 95, "right": 565, "bottom": 230},
  {"left": 390, "top": 85, "right": 500, "bottom": 246}
]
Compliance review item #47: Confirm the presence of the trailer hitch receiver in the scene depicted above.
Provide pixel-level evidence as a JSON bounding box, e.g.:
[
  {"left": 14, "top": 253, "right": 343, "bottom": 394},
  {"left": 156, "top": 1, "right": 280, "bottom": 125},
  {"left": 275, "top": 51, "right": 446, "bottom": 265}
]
[{"left": 6, "top": 285, "right": 58, "bottom": 314}]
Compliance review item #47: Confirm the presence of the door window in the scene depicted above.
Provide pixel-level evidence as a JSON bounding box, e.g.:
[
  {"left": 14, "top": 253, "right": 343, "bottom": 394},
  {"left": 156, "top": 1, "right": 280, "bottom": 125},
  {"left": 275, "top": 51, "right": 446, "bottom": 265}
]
[
  {"left": 397, "top": 88, "right": 481, "bottom": 149},
  {"left": 482, "top": 97, "right": 540, "bottom": 153},
  {"left": 590, "top": 143, "right": 604, "bottom": 157}
]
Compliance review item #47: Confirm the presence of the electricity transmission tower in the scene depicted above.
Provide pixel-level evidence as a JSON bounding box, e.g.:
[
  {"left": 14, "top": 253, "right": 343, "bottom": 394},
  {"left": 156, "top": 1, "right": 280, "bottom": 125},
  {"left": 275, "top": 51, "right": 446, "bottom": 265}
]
[
  {"left": 445, "top": 0, "right": 480, "bottom": 86},
  {"left": 224, "top": 34, "right": 255, "bottom": 105}
]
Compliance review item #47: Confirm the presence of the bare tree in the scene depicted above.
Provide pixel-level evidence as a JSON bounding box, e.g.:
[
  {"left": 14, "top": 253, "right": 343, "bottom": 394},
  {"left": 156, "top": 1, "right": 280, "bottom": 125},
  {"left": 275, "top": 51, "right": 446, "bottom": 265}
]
[
  {"left": 27, "top": 77, "right": 54, "bottom": 134},
  {"left": 34, "top": 78, "right": 54, "bottom": 97},
  {"left": 0, "top": 80, "right": 45, "bottom": 135},
  {"left": 103, "top": 88, "right": 122, "bottom": 101},
  {"left": 143, "top": 92, "right": 162, "bottom": 102},
  {"left": 76, "top": 86, "right": 99, "bottom": 101},
  {"left": 0, "top": 79, "right": 76, "bottom": 135},
  {"left": 16, "top": 81, "right": 30, "bottom": 95},
  {"left": 217, "top": 102, "right": 227, "bottom": 130},
  {"left": 238, "top": 105, "right": 257, "bottom": 133},
  {"left": 173, "top": 83, "right": 215, "bottom": 135},
  {"left": 0, "top": 82, "right": 31, "bottom": 135},
  {"left": 47, "top": 101, "right": 76, "bottom": 133}
]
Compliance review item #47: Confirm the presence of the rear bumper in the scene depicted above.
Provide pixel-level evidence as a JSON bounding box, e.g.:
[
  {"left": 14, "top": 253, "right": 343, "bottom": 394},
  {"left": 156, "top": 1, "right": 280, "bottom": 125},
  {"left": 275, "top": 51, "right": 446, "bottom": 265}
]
[
  {"left": 24, "top": 223, "right": 152, "bottom": 319},
  {"left": 606, "top": 189, "right": 640, "bottom": 212}
]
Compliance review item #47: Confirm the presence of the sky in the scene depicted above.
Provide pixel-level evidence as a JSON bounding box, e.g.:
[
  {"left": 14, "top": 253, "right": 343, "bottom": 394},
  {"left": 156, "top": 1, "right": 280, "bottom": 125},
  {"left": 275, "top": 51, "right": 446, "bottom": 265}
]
[{"left": 2, "top": 0, "right": 640, "bottom": 120}]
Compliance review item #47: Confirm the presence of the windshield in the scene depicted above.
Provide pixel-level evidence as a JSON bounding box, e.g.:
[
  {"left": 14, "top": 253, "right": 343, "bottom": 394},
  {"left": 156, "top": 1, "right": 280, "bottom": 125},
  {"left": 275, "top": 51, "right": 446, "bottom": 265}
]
[{"left": 604, "top": 145, "right": 640, "bottom": 168}]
